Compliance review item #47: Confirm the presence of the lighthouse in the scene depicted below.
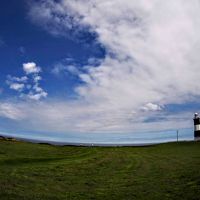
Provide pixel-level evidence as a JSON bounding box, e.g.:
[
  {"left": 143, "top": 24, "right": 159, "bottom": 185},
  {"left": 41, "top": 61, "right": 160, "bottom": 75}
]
[{"left": 193, "top": 113, "right": 200, "bottom": 140}]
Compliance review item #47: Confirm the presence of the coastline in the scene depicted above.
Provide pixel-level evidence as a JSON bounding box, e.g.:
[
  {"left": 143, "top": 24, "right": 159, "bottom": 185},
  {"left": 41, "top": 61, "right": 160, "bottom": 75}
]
[{"left": 0, "top": 133, "right": 192, "bottom": 147}]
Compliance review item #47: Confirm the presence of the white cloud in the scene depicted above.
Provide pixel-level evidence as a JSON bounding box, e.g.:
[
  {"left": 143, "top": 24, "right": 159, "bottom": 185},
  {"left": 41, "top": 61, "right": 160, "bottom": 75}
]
[
  {"left": 33, "top": 85, "right": 43, "bottom": 93},
  {"left": 33, "top": 75, "right": 42, "bottom": 82},
  {"left": 7, "top": 75, "right": 28, "bottom": 83},
  {"left": 0, "top": 100, "right": 193, "bottom": 134},
  {"left": 11, "top": 0, "right": 200, "bottom": 133},
  {"left": 6, "top": 75, "right": 27, "bottom": 92},
  {"left": 9, "top": 83, "right": 25, "bottom": 91},
  {"left": 0, "top": 103, "right": 25, "bottom": 120},
  {"left": 141, "top": 103, "right": 162, "bottom": 112},
  {"left": 23, "top": 62, "right": 41, "bottom": 74},
  {"left": 27, "top": 91, "right": 48, "bottom": 101},
  {"left": 7, "top": 62, "right": 47, "bottom": 101},
  {"left": 29, "top": 1, "right": 200, "bottom": 104}
]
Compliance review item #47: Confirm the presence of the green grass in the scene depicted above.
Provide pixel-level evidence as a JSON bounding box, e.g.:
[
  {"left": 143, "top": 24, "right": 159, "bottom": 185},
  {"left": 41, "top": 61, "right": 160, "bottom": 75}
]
[{"left": 0, "top": 139, "right": 200, "bottom": 200}]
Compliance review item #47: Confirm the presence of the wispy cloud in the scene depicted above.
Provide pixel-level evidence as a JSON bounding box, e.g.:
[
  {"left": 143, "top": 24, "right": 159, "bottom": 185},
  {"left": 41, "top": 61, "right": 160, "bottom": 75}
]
[
  {"left": 0, "top": 103, "right": 25, "bottom": 120},
  {"left": 4, "top": 0, "right": 198, "bottom": 134},
  {"left": 0, "top": 100, "right": 193, "bottom": 134},
  {"left": 52, "top": 62, "right": 80, "bottom": 76},
  {"left": 19, "top": 46, "right": 26, "bottom": 55}
]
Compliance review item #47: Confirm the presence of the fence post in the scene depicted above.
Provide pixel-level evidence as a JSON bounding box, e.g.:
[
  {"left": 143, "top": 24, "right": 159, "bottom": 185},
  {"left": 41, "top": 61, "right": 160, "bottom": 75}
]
[{"left": 177, "top": 130, "right": 179, "bottom": 142}]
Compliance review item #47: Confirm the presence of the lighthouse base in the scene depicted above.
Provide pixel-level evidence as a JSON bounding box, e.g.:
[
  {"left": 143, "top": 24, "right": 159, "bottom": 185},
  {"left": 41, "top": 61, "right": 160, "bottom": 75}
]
[
  {"left": 194, "top": 130, "right": 200, "bottom": 141},
  {"left": 194, "top": 130, "right": 200, "bottom": 137}
]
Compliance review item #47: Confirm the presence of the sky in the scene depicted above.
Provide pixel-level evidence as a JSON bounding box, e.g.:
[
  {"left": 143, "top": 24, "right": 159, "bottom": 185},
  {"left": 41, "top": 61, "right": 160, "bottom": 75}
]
[{"left": 0, "top": 0, "right": 200, "bottom": 143}]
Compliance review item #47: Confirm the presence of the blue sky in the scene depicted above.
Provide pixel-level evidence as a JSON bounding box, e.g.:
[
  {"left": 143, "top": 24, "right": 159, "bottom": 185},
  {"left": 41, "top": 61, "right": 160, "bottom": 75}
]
[
  {"left": 0, "top": 0, "right": 200, "bottom": 143},
  {"left": 0, "top": 0, "right": 104, "bottom": 100}
]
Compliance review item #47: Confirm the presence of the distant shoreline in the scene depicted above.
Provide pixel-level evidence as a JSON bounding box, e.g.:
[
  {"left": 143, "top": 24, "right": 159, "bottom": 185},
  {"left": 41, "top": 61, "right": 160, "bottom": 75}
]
[
  {"left": 0, "top": 133, "right": 192, "bottom": 147},
  {"left": 0, "top": 133, "right": 159, "bottom": 147}
]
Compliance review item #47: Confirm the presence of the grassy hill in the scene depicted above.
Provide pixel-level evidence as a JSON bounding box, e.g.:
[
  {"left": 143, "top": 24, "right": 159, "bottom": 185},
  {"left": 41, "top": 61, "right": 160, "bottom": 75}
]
[{"left": 0, "top": 139, "right": 200, "bottom": 200}]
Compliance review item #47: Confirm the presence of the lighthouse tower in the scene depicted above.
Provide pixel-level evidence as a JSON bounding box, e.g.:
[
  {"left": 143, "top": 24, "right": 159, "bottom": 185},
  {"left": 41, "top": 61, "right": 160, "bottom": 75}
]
[{"left": 193, "top": 113, "right": 200, "bottom": 140}]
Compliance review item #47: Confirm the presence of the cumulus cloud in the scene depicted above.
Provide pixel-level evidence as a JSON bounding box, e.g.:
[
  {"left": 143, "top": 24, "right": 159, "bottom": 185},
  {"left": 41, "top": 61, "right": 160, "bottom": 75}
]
[
  {"left": 6, "top": 75, "right": 27, "bottom": 92},
  {"left": 7, "top": 62, "right": 47, "bottom": 101},
  {"left": 23, "top": 62, "right": 41, "bottom": 74},
  {"left": 8, "top": 0, "right": 199, "bottom": 133}
]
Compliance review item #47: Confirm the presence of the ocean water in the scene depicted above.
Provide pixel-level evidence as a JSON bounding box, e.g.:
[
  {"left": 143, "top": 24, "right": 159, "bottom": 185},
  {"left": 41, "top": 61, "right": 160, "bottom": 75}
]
[{"left": 0, "top": 128, "right": 194, "bottom": 145}]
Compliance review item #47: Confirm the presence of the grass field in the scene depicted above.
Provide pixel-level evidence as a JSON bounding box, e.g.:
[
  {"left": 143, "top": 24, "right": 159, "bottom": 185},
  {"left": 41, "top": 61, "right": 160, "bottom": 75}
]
[{"left": 0, "top": 139, "right": 200, "bottom": 200}]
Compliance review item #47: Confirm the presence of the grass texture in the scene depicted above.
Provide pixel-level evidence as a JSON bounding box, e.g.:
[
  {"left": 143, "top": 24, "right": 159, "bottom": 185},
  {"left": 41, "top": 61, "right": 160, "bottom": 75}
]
[{"left": 0, "top": 139, "right": 200, "bottom": 200}]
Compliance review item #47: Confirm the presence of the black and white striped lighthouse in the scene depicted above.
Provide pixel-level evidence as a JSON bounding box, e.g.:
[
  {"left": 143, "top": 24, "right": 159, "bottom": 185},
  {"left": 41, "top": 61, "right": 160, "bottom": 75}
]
[{"left": 193, "top": 113, "right": 200, "bottom": 140}]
